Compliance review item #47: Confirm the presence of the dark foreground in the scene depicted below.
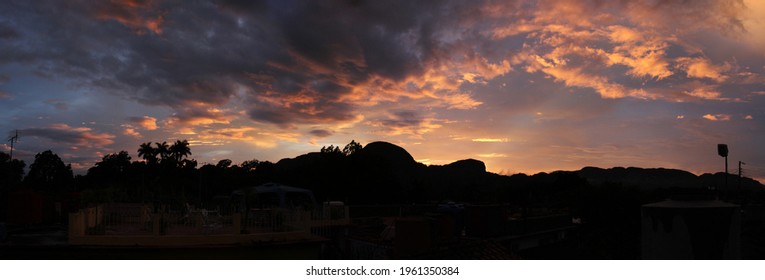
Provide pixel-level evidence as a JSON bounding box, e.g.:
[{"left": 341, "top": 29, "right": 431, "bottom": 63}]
[{"left": 1, "top": 243, "right": 322, "bottom": 260}]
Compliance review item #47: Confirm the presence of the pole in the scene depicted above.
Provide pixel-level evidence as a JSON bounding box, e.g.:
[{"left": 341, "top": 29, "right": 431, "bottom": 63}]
[
  {"left": 717, "top": 144, "right": 729, "bottom": 200},
  {"left": 8, "top": 130, "right": 18, "bottom": 160},
  {"left": 739, "top": 161, "right": 745, "bottom": 202},
  {"left": 724, "top": 156, "right": 728, "bottom": 196}
]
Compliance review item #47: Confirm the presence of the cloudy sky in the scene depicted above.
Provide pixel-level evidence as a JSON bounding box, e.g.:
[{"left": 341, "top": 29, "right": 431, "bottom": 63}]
[{"left": 2, "top": 0, "right": 765, "bottom": 180}]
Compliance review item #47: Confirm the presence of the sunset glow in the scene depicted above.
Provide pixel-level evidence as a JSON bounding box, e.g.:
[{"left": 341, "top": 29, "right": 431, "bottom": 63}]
[{"left": 1, "top": 0, "right": 764, "bottom": 180}]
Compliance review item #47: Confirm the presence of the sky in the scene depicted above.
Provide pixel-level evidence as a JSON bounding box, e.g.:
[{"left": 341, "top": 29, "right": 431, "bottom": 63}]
[{"left": 1, "top": 0, "right": 765, "bottom": 180}]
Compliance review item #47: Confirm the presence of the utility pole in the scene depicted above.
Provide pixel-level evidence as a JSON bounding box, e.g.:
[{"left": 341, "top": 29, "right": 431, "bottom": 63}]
[
  {"left": 739, "top": 161, "right": 745, "bottom": 200},
  {"left": 7, "top": 130, "right": 18, "bottom": 160}
]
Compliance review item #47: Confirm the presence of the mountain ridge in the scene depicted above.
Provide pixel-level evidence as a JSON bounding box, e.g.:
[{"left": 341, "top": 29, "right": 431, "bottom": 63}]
[{"left": 268, "top": 141, "right": 763, "bottom": 203}]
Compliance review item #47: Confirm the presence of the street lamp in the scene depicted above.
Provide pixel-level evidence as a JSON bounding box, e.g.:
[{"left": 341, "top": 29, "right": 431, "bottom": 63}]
[{"left": 718, "top": 144, "right": 728, "bottom": 195}]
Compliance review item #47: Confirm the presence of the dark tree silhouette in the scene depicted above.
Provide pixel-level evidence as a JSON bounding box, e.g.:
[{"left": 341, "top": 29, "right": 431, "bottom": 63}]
[
  {"left": 24, "top": 150, "right": 73, "bottom": 193},
  {"left": 180, "top": 159, "right": 197, "bottom": 169},
  {"left": 0, "top": 152, "right": 24, "bottom": 221},
  {"left": 137, "top": 142, "right": 157, "bottom": 164},
  {"left": 342, "top": 140, "right": 363, "bottom": 156},
  {"left": 81, "top": 151, "right": 138, "bottom": 202},
  {"left": 95, "top": 151, "right": 131, "bottom": 171},
  {"left": 87, "top": 151, "right": 132, "bottom": 180},
  {"left": 216, "top": 159, "right": 232, "bottom": 168},
  {"left": 169, "top": 139, "right": 192, "bottom": 163},
  {"left": 0, "top": 151, "right": 25, "bottom": 189},
  {"left": 240, "top": 159, "right": 260, "bottom": 171},
  {"left": 320, "top": 145, "right": 341, "bottom": 154},
  {"left": 155, "top": 141, "right": 170, "bottom": 162}
]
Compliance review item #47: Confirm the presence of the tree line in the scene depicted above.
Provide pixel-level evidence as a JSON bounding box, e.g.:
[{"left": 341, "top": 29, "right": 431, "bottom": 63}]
[{"left": 0, "top": 139, "right": 365, "bottom": 206}]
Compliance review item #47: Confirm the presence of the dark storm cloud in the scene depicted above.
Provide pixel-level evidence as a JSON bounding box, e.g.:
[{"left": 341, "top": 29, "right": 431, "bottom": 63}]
[
  {"left": 0, "top": 0, "right": 263, "bottom": 107},
  {"left": 308, "top": 129, "right": 333, "bottom": 138},
  {"left": 0, "top": 21, "right": 20, "bottom": 39},
  {"left": 0, "top": 0, "right": 480, "bottom": 127},
  {"left": 379, "top": 111, "right": 425, "bottom": 128},
  {"left": 18, "top": 124, "right": 115, "bottom": 147},
  {"left": 366, "top": 110, "right": 443, "bottom": 136},
  {"left": 247, "top": 98, "right": 356, "bottom": 128}
]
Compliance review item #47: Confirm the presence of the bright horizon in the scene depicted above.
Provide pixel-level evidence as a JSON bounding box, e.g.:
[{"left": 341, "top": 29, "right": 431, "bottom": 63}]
[{"left": 2, "top": 0, "right": 765, "bottom": 181}]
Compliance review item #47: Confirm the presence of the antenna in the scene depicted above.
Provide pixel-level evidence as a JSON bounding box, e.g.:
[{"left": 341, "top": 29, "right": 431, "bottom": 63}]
[{"left": 7, "top": 130, "right": 18, "bottom": 160}]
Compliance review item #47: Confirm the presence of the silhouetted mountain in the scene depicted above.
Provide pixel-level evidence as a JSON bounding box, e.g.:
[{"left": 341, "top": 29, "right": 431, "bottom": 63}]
[
  {"left": 265, "top": 142, "right": 765, "bottom": 204},
  {"left": 161, "top": 140, "right": 765, "bottom": 206},
  {"left": 424, "top": 159, "right": 497, "bottom": 202},
  {"left": 358, "top": 141, "right": 417, "bottom": 166},
  {"left": 699, "top": 172, "right": 764, "bottom": 192},
  {"left": 275, "top": 152, "right": 325, "bottom": 172},
  {"left": 577, "top": 166, "right": 764, "bottom": 191},
  {"left": 267, "top": 141, "right": 501, "bottom": 203},
  {"left": 578, "top": 167, "right": 700, "bottom": 189}
]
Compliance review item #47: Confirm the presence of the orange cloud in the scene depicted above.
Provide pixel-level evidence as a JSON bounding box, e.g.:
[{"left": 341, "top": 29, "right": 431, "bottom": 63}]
[
  {"left": 477, "top": 153, "right": 509, "bottom": 158},
  {"left": 606, "top": 46, "right": 672, "bottom": 80},
  {"left": 702, "top": 114, "right": 732, "bottom": 121},
  {"left": 165, "top": 107, "right": 236, "bottom": 127},
  {"left": 356, "top": 65, "right": 485, "bottom": 110},
  {"left": 472, "top": 138, "right": 509, "bottom": 143},
  {"left": 492, "top": 22, "right": 540, "bottom": 39},
  {"left": 685, "top": 87, "right": 724, "bottom": 100},
  {"left": 677, "top": 57, "right": 731, "bottom": 82},
  {"left": 122, "top": 126, "right": 141, "bottom": 138},
  {"left": 128, "top": 115, "right": 158, "bottom": 130},
  {"left": 622, "top": 0, "right": 746, "bottom": 33},
  {"left": 525, "top": 54, "right": 628, "bottom": 99},
  {"left": 492, "top": 0, "right": 754, "bottom": 104},
  {"left": 193, "top": 126, "right": 300, "bottom": 149}
]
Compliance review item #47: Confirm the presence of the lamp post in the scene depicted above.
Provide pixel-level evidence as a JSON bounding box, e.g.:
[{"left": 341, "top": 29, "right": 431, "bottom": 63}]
[{"left": 718, "top": 144, "right": 728, "bottom": 196}]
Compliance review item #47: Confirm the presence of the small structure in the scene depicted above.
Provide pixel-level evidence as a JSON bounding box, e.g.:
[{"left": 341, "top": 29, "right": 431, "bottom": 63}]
[
  {"left": 642, "top": 200, "right": 740, "bottom": 259},
  {"left": 233, "top": 183, "right": 317, "bottom": 210}
]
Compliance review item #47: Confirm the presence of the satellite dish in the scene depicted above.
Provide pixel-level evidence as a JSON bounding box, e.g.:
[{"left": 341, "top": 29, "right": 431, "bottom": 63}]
[{"left": 718, "top": 144, "right": 728, "bottom": 157}]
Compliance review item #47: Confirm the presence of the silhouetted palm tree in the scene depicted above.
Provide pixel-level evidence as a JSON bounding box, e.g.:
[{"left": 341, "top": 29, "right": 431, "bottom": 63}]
[
  {"left": 169, "top": 140, "right": 191, "bottom": 162},
  {"left": 155, "top": 141, "right": 170, "bottom": 162},
  {"left": 137, "top": 142, "right": 157, "bottom": 164}
]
